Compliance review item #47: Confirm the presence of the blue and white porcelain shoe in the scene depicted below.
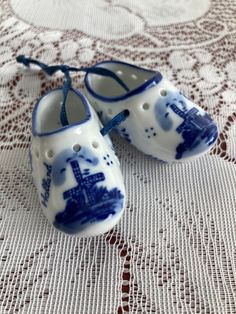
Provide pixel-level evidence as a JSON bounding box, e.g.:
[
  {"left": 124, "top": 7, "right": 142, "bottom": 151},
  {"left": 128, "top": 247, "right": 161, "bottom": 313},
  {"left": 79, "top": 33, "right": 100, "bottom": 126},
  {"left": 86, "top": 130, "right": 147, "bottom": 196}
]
[
  {"left": 84, "top": 60, "right": 218, "bottom": 162},
  {"left": 17, "top": 56, "right": 126, "bottom": 237}
]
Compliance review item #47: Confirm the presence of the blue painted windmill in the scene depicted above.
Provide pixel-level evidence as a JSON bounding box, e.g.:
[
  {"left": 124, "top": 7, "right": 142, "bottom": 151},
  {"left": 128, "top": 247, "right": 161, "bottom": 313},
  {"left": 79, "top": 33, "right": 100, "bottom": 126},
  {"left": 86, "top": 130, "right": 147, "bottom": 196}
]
[
  {"left": 63, "top": 160, "right": 105, "bottom": 207},
  {"left": 170, "top": 104, "right": 201, "bottom": 133},
  {"left": 54, "top": 159, "right": 124, "bottom": 233},
  {"left": 169, "top": 100, "right": 217, "bottom": 159}
]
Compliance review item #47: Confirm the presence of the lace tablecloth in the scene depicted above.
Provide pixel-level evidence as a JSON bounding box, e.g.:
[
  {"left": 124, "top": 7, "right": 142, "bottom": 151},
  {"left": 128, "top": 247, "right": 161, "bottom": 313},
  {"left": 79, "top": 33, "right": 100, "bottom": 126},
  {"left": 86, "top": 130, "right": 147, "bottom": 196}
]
[{"left": 0, "top": 1, "right": 236, "bottom": 313}]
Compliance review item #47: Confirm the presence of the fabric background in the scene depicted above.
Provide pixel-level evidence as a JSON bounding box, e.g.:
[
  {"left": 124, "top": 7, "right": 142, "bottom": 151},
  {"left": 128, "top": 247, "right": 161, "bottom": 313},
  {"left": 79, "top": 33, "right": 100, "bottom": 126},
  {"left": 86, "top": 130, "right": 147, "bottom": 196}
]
[{"left": 0, "top": 0, "right": 236, "bottom": 313}]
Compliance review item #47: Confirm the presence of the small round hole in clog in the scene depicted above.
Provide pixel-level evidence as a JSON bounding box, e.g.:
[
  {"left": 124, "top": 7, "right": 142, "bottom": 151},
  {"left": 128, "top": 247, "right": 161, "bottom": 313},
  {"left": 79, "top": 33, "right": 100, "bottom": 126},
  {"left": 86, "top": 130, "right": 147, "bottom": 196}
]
[
  {"left": 46, "top": 150, "right": 54, "bottom": 159},
  {"left": 142, "top": 103, "right": 150, "bottom": 110},
  {"left": 73, "top": 144, "right": 81, "bottom": 152},
  {"left": 131, "top": 74, "right": 137, "bottom": 80},
  {"left": 92, "top": 141, "right": 99, "bottom": 149},
  {"left": 160, "top": 89, "right": 167, "bottom": 97},
  {"left": 116, "top": 70, "right": 123, "bottom": 76}
]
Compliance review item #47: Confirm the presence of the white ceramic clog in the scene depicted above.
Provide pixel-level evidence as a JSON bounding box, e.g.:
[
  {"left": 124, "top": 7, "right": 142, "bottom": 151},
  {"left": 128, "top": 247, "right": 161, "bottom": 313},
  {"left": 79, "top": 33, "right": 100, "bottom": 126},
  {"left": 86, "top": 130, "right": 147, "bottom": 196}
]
[
  {"left": 31, "top": 88, "right": 126, "bottom": 236},
  {"left": 17, "top": 56, "right": 126, "bottom": 237},
  {"left": 84, "top": 61, "right": 218, "bottom": 162}
]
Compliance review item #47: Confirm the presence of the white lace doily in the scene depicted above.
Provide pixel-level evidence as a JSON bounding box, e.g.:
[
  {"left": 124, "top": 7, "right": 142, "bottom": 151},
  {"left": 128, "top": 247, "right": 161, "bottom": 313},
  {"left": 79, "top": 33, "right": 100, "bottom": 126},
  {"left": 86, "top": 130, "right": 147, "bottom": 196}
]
[{"left": 0, "top": 0, "right": 236, "bottom": 313}]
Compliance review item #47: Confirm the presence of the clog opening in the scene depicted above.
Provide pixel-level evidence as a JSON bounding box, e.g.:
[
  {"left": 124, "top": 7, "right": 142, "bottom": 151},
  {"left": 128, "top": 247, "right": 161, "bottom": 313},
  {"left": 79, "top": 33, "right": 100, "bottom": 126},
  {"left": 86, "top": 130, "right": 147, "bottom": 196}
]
[
  {"left": 87, "top": 63, "right": 156, "bottom": 98},
  {"left": 34, "top": 89, "right": 89, "bottom": 135}
]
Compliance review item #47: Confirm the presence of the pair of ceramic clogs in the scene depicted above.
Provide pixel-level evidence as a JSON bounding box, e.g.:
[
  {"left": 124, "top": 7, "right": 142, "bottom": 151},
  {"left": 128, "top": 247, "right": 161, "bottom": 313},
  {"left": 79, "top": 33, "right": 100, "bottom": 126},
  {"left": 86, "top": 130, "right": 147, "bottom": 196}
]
[{"left": 17, "top": 55, "right": 218, "bottom": 237}]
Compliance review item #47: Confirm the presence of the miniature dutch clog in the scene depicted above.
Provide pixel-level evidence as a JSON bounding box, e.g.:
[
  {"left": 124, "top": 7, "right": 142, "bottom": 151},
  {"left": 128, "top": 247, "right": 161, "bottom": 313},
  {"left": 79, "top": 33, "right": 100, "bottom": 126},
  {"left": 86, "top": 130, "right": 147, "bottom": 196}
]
[
  {"left": 84, "top": 60, "right": 218, "bottom": 162},
  {"left": 17, "top": 56, "right": 126, "bottom": 237}
]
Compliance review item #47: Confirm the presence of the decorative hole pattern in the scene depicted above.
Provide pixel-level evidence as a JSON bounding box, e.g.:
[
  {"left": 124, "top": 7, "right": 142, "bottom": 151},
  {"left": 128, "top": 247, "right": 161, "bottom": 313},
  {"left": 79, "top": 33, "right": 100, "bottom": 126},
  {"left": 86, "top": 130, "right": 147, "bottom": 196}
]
[
  {"left": 103, "top": 154, "right": 113, "bottom": 166},
  {"left": 145, "top": 127, "right": 157, "bottom": 138}
]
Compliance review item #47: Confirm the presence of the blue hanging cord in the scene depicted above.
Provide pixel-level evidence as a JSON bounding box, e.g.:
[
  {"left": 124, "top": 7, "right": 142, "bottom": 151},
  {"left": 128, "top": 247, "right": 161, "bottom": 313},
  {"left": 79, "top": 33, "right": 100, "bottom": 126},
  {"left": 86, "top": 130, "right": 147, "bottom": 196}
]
[
  {"left": 16, "top": 55, "right": 79, "bottom": 125},
  {"left": 16, "top": 55, "right": 130, "bottom": 133},
  {"left": 100, "top": 110, "right": 130, "bottom": 136}
]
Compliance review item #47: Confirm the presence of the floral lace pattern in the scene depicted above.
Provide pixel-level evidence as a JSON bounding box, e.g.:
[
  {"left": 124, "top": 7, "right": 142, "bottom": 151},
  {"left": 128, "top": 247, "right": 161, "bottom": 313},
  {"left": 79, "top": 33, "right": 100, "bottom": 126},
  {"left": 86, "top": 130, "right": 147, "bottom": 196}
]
[
  {"left": 10, "top": 0, "right": 211, "bottom": 37},
  {"left": 0, "top": 0, "right": 236, "bottom": 313}
]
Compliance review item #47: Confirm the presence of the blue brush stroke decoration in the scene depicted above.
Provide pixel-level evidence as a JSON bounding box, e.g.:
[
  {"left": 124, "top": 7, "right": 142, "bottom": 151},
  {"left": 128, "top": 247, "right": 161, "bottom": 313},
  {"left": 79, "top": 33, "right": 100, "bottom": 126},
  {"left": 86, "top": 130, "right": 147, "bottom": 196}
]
[
  {"left": 120, "top": 128, "right": 131, "bottom": 143},
  {"left": 145, "top": 127, "right": 157, "bottom": 138},
  {"left": 154, "top": 98, "right": 173, "bottom": 131},
  {"left": 155, "top": 93, "right": 217, "bottom": 160},
  {"left": 41, "top": 163, "right": 52, "bottom": 207},
  {"left": 169, "top": 97, "right": 218, "bottom": 159},
  {"left": 52, "top": 147, "right": 99, "bottom": 186},
  {"left": 54, "top": 159, "right": 124, "bottom": 234},
  {"left": 103, "top": 154, "right": 114, "bottom": 166}
]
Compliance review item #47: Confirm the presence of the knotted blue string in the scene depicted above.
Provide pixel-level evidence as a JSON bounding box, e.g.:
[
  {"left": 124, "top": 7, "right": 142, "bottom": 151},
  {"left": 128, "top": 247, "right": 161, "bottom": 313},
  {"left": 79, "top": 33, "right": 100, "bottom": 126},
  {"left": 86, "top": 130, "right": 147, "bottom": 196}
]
[
  {"left": 16, "top": 55, "right": 130, "bottom": 134},
  {"left": 16, "top": 55, "right": 80, "bottom": 125}
]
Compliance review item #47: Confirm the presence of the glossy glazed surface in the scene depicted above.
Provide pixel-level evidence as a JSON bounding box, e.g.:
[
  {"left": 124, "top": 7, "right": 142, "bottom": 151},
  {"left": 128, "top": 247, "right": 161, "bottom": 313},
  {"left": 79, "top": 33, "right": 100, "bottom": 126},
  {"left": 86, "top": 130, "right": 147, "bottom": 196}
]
[
  {"left": 30, "top": 88, "right": 125, "bottom": 236},
  {"left": 85, "top": 61, "right": 218, "bottom": 162}
]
